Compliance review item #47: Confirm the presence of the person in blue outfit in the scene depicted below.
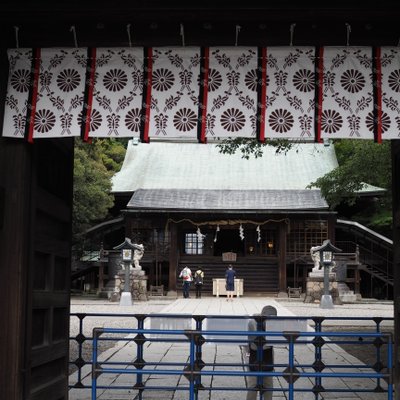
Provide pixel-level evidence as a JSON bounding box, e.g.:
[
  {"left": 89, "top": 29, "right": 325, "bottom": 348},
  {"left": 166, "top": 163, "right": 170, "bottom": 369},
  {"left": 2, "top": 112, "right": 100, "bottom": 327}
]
[{"left": 225, "top": 264, "right": 236, "bottom": 301}]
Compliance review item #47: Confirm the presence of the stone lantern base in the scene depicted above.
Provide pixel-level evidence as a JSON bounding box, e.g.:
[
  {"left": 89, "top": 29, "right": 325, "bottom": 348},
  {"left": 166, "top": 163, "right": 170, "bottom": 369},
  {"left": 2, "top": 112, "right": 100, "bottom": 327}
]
[
  {"left": 109, "top": 269, "right": 148, "bottom": 302},
  {"left": 304, "top": 275, "right": 342, "bottom": 305}
]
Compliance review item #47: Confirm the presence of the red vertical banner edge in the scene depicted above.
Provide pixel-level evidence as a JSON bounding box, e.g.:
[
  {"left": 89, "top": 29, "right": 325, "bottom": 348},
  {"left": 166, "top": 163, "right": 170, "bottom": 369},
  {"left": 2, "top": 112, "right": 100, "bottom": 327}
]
[
  {"left": 141, "top": 47, "right": 152, "bottom": 143},
  {"left": 198, "top": 47, "right": 209, "bottom": 144},
  {"left": 258, "top": 47, "right": 267, "bottom": 142},
  {"left": 82, "top": 47, "right": 96, "bottom": 142},
  {"left": 374, "top": 47, "right": 383, "bottom": 143},
  {"left": 315, "top": 46, "right": 324, "bottom": 143},
  {"left": 26, "top": 48, "right": 41, "bottom": 143}
]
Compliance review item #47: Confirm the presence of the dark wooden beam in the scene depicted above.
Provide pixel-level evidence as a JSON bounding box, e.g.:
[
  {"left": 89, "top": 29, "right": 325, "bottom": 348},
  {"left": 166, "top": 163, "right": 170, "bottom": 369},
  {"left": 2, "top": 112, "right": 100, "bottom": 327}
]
[
  {"left": 0, "top": 2, "right": 399, "bottom": 47},
  {"left": 0, "top": 140, "right": 32, "bottom": 400},
  {"left": 392, "top": 140, "right": 400, "bottom": 399}
]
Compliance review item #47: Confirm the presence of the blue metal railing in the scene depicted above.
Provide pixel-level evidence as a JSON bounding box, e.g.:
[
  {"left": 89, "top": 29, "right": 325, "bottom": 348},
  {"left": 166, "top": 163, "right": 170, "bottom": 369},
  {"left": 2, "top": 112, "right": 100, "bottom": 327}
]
[
  {"left": 90, "top": 328, "right": 393, "bottom": 400},
  {"left": 69, "top": 313, "right": 394, "bottom": 399}
]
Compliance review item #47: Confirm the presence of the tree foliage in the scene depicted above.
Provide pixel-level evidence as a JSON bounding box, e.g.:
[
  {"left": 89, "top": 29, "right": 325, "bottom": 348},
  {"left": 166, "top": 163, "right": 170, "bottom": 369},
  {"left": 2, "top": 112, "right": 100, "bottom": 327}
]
[
  {"left": 308, "top": 140, "right": 391, "bottom": 207},
  {"left": 217, "top": 137, "right": 294, "bottom": 159},
  {"left": 309, "top": 140, "right": 392, "bottom": 233},
  {"left": 73, "top": 138, "right": 126, "bottom": 242}
]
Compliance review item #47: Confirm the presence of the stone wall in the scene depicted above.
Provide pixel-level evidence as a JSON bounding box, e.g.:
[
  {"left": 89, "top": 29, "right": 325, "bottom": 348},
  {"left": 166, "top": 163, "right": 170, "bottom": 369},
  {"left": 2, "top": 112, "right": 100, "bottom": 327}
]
[
  {"left": 304, "top": 276, "right": 341, "bottom": 304},
  {"left": 111, "top": 269, "right": 148, "bottom": 301}
]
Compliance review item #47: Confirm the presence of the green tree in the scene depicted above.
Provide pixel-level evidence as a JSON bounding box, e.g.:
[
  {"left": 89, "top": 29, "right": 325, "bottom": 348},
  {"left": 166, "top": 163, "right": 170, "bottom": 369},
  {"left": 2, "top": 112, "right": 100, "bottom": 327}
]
[
  {"left": 99, "top": 138, "right": 129, "bottom": 172},
  {"left": 73, "top": 138, "right": 126, "bottom": 243},
  {"left": 308, "top": 140, "right": 392, "bottom": 232},
  {"left": 217, "top": 137, "right": 293, "bottom": 159}
]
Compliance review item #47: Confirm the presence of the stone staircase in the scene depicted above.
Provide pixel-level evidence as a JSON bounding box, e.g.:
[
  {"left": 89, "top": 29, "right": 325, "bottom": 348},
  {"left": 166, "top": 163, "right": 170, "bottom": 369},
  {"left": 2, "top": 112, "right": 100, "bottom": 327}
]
[
  {"left": 358, "top": 264, "right": 394, "bottom": 286},
  {"left": 336, "top": 282, "right": 358, "bottom": 303}
]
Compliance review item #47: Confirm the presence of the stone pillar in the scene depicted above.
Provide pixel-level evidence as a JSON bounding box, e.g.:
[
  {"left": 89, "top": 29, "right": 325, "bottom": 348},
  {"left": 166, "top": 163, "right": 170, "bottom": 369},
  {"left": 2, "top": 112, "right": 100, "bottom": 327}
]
[{"left": 105, "top": 251, "right": 122, "bottom": 292}]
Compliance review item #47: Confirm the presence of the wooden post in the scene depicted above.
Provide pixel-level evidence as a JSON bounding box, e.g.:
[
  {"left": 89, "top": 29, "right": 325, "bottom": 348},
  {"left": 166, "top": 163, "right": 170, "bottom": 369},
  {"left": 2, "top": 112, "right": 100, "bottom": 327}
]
[
  {"left": 98, "top": 264, "right": 104, "bottom": 291},
  {"left": 0, "top": 140, "right": 32, "bottom": 400},
  {"left": 278, "top": 222, "right": 287, "bottom": 295},
  {"left": 168, "top": 223, "right": 178, "bottom": 292},
  {"left": 154, "top": 228, "right": 159, "bottom": 286},
  {"left": 354, "top": 245, "right": 361, "bottom": 296},
  {"left": 328, "top": 214, "right": 336, "bottom": 242}
]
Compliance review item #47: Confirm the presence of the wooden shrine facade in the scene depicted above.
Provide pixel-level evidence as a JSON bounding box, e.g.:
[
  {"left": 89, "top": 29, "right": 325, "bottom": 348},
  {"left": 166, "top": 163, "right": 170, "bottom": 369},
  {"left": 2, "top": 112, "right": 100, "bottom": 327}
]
[{"left": 123, "top": 209, "right": 336, "bottom": 295}]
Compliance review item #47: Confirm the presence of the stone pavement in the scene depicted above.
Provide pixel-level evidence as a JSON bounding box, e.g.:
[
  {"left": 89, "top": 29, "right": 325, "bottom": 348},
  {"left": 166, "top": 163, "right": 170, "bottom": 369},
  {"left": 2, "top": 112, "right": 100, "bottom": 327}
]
[{"left": 69, "top": 296, "right": 393, "bottom": 399}]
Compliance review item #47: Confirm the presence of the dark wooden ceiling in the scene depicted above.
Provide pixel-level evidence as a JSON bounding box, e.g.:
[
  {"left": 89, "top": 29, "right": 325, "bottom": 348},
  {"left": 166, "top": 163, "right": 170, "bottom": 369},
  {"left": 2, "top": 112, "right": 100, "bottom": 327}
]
[{"left": 1, "top": 1, "right": 400, "bottom": 47}]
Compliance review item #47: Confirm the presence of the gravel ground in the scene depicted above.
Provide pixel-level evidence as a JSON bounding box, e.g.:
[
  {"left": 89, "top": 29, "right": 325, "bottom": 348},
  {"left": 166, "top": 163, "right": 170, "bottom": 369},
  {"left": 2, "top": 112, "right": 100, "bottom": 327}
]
[
  {"left": 277, "top": 298, "right": 395, "bottom": 371},
  {"left": 276, "top": 299, "right": 394, "bottom": 324},
  {"left": 69, "top": 296, "right": 175, "bottom": 373}
]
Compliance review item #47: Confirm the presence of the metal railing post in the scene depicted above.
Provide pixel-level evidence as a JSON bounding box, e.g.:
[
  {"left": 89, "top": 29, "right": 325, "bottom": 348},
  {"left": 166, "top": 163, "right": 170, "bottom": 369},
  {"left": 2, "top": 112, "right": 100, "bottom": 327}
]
[
  {"left": 194, "top": 316, "right": 205, "bottom": 399},
  {"left": 284, "top": 331, "right": 299, "bottom": 400},
  {"left": 312, "top": 317, "right": 324, "bottom": 400},
  {"left": 388, "top": 334, "right": 394, "bottom": 400},
  {"left": 91, "top": 328, "right": 100, "bottom": 400},
  {"left": 135, "top": 315, "right": 146, "bottom": 400},
  {"left": 73, "top": 313, "right": 86, "bottom": 388},
  {"left": 189, "top": 331, "right": 196, "bottom": 400}
]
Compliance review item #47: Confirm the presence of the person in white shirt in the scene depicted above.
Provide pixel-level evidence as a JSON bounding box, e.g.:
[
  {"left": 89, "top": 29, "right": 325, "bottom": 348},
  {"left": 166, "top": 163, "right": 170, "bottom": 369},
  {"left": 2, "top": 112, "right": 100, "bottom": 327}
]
[{"left": 179, "top": 266, "right": 192, "bottom": 298}]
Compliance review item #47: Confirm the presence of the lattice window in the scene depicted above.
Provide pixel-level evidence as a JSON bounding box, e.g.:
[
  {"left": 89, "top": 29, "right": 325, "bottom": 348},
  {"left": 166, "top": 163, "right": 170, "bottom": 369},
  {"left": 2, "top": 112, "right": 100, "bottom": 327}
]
[
  {"left": 184, "top": 232, "right": 204, "bottom": 255},
  {"left": 287, "top": 220, "right": 328, "bottom": 255},
  {"left": 152, "top": 229, "right": 170, "bottom": 254}
]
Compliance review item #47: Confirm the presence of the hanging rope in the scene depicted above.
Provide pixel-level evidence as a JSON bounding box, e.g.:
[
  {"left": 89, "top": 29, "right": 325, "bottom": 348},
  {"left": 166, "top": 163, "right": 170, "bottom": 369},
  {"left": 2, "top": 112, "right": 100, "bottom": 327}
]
[
  {"left": 165, "top": 217, "right": 290, "bottom": 236},
  {"left": 127, "top": 24, "right": 132, "bottom": 47},
  {"left": 180, "top": 23, "right": 185, "bottom": 46},
  {"left": 235, "top": 25, "right": 241, "bottom": 46},
  {"left": 345, "top": 23, "right": 351, "bottom": 46},
  {"left": 239, "top": 224, "right": 245, "bottom": 240},
  {"left": 70, "top": 25, "right": 78, "bottom": 48},
  {"left": 14, "top": 26, "right": 19, "bottom": 48},
  {"left": 214, "top": 224, "right": 220, "bottom": 243},
  {"left": 196, "top": 226, "right": 204, "bottom": 242},
  {"left": 290, "top": 23, "right": 296, "bottom": 46}
]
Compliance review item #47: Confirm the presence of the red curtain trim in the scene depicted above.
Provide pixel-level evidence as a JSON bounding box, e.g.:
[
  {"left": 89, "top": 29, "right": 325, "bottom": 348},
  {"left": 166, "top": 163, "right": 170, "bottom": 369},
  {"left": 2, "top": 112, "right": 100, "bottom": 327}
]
[
  {"left": 375, "top": 47, "right": 383, "bottom": 143},
  {"left": 199, "top": 47, "right": 209, "bottom": 143},
  {"left": 27, "top": 48, "right": 41, "bottom": 143},
  {"left": 316, "top": 47, "right": 324, "bottom": 143},
  {"left": 142, "top": 47, "right": 153, "bottom": 143},
  {"left": 83, "top": 48, "right": 96, "bottom": 142},
  {"left": 259, "top": 47, "right": 267, "bottom": 142}
]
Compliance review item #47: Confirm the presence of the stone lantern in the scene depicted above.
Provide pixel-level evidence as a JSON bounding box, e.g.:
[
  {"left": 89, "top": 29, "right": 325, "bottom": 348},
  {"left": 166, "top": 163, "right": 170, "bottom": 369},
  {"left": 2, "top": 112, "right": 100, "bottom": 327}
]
[
  {"left": 317, "top": 240, "right": 342, "bottom": 309},
  {"left": 113, "top": 237, "right": 137, "bottom": 306}
]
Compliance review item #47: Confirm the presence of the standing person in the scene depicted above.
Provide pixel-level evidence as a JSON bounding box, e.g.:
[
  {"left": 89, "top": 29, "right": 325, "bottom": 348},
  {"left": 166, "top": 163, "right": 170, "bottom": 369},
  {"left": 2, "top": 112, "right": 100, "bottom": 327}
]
[
  {"left": 179, "top": 266, "right": 192, "bottom": 298},
  {"left": 225, "top": 264, "right": 236, "bottom": 301},
  {"left": 246, "top": 305, "right": 277, "bottom": 400},
  {"left": 194, "top": 268, "right": 204, "bottom": 298}
]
